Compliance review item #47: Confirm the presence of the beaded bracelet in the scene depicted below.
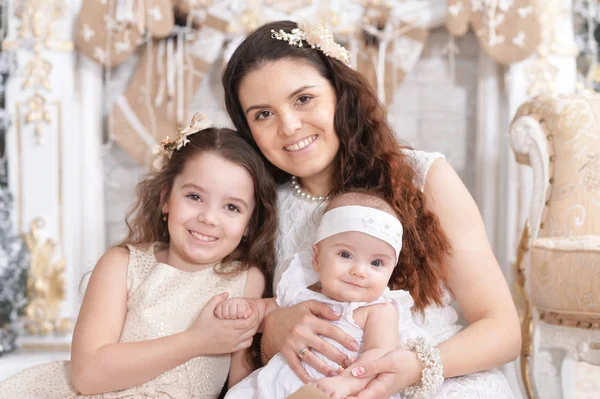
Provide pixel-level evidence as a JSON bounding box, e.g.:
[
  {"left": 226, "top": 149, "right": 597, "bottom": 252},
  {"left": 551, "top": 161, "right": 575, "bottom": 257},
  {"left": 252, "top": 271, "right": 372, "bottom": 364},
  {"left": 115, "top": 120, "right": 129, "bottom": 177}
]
[
  {"left": 401, "top": 337, "right": 444, "bottom": 398},
  {"left": 260, "top": 335, "right": 271, "bottom": 363}
]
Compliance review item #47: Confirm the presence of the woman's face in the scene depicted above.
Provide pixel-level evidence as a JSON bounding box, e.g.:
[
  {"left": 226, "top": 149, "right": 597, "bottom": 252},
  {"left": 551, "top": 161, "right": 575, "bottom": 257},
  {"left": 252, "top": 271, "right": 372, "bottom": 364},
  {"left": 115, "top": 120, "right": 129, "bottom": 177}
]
[{"left": 238, "top": 59, "right": 340, "bottom": 180}]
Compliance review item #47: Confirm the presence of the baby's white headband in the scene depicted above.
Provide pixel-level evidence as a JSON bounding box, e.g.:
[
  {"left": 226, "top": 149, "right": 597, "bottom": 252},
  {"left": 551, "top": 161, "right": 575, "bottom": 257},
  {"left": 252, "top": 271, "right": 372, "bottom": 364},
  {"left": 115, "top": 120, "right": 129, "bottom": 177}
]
[{"left": 315, "top": 205, "right": 403, "bottom": 262}]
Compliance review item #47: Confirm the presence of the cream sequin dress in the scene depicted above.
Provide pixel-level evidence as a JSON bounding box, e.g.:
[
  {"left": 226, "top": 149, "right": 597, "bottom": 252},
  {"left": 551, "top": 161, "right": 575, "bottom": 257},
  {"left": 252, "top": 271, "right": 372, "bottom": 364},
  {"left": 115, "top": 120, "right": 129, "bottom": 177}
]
[{"left": 0, "top": 244, "right": 248, "bottom": 399}]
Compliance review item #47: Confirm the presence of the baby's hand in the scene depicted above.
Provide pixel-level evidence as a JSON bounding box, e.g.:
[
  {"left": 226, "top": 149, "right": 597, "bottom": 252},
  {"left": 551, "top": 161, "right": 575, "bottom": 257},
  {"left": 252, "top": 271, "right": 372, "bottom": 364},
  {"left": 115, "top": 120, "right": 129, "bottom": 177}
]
[
  {"left": 214, "top": 297, "right": 254, "bottom": 320},
  {"left": 312, "top": 376, "right": 351, "bottom": 399}
]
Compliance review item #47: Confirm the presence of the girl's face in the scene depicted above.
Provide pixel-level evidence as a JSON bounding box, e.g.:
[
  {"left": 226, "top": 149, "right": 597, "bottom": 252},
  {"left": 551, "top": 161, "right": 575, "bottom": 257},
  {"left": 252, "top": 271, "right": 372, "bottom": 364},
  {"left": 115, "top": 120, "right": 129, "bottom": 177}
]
[
  {"left": 312, "top": 231, "right": 396, "bottom": 303},
  {"left": 162, "top": 152, "right": 255, "bottom": 271},
  {"left": 238, "top": 59, "right": 340, "bottom": 181}
]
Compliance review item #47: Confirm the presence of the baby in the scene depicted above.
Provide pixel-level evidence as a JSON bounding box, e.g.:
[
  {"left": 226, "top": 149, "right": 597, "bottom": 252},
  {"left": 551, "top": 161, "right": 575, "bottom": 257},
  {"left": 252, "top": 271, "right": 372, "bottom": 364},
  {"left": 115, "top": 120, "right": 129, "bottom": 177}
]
[{"left": 216, "top": 191, "right": 433, "bottom": 399}]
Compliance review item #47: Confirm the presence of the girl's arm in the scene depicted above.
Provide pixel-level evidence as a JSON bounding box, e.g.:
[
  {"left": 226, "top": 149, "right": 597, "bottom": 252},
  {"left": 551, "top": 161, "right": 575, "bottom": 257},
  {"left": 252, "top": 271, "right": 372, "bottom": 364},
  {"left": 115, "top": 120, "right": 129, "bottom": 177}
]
[
  {"left": 228, "top": 267, "right": 269, "bottom": 388},
  {"left": 424, "top": 158, "right": 521, "bottom": 377},
  {"left": 71, "top": 247, "right": 258, "bottom": 395}
]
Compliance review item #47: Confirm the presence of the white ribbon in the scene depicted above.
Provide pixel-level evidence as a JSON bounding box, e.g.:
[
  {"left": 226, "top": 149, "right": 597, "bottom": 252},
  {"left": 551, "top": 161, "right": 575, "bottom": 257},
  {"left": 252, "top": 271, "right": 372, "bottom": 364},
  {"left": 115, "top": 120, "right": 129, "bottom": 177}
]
[
  {"left": 166, "top": 36, "right": 175, "bottom": 120},
  {"left": 361, "top": 21, "right": 416, "bottom": 104},
  {"left": 154, "top": 40, "right": 166, "bottom": 107},
  {"left": 176, "top": 29, "right": 185, "bottom": 125},
  {"left": 315, "top": 205, "right": 403, "bottom": 262},
  {"left": 115, "top": 0, "right": 135, "bottom": 23}
]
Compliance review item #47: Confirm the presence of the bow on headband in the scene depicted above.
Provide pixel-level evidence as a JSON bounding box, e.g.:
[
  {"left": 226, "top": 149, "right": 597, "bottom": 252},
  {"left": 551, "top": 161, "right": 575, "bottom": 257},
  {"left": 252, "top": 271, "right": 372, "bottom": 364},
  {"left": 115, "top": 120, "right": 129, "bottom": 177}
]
[{"left": 151, "top": 112, "right": 212, "bottom": 170}]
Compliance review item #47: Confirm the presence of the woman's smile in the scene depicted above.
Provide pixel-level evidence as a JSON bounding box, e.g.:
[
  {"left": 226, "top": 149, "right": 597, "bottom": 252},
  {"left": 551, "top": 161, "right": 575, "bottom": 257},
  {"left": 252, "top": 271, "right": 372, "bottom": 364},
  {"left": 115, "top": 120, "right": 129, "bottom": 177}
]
[{"left": 283, "top": 135, "right": 318, "bottom": 152}]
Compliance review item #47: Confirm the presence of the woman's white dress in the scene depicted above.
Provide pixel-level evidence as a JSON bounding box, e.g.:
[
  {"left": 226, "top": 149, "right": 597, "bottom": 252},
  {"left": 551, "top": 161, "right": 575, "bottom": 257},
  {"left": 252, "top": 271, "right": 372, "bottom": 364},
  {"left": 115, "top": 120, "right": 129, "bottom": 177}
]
[
  {"left": 269, "top": 150, "right": 514, "bottom": 398},
  {"left": 225, "top": 252, "right": 432, "bottom": 399}
]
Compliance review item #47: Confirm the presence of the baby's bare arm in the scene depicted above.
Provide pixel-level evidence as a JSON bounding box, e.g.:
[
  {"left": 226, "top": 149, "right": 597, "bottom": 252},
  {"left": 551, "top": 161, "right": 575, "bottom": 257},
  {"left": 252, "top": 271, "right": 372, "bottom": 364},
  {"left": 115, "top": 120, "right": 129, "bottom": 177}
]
[{"left": 315, "top": 303, "right": 398, "bottom": 397}]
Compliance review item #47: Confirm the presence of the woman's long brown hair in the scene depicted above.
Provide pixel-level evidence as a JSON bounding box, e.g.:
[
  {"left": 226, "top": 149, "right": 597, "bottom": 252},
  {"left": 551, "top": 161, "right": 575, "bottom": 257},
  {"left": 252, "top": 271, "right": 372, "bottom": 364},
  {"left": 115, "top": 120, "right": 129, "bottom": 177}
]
[{"left": 223, "top": 21, "right": 451, "bottom": 312}]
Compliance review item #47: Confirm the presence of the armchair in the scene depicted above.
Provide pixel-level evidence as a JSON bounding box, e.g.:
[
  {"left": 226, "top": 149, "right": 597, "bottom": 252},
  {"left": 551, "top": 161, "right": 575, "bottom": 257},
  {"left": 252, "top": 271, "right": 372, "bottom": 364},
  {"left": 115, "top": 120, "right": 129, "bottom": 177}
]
[{"left": 509, "top": 94, "right": 600, "bottom": 399}]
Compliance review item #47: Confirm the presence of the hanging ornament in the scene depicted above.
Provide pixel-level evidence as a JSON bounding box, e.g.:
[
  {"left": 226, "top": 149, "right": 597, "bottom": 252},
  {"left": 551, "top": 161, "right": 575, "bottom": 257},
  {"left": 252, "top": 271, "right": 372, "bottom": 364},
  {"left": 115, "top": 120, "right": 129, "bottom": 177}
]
[
  {"left": 356, "top": 3, "right": 428, "bottom": 105},
  {"left": 75, "top": 0, "right": 176, "bottom": 67},
  {"left": 109, "top": 13, "right": 228, "bottom": 168},
  {"left": 445, "top": 0, "right": 541, "bottom": 65}
]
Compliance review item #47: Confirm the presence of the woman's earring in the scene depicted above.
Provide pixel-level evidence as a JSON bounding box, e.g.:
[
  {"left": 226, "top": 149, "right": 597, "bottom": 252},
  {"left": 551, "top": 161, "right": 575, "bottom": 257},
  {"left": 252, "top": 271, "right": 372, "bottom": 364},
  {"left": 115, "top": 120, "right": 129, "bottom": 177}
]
[
  {"left": 241, "top": 235, "right": 247, "bottom": 243},
  {"left": 162, "top": 212, "right": 168, "bottom": 222}
]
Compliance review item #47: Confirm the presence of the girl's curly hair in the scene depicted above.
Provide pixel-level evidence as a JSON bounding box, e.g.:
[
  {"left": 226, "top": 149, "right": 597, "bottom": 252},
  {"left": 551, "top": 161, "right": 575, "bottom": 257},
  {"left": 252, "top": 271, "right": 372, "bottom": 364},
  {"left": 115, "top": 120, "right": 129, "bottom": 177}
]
[{"left": 121, "top": 127, "right": 278, "bottom": 370}]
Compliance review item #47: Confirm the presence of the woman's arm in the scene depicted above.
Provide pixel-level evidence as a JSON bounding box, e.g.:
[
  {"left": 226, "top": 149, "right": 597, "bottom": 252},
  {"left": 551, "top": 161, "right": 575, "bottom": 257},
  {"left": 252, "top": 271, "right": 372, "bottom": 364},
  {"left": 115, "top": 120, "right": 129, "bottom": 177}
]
[
  {"left": 261, "top": 300, "right": 359, "bottom": 382},
  {"left": 71, "top": 248, "right": 258, "bottom": 395},
  {"left": 346, "top": 159, "right": 521, "bottom": 399},
  {"left": 425, "top": 158, "right": 521, "bottom": 376}
]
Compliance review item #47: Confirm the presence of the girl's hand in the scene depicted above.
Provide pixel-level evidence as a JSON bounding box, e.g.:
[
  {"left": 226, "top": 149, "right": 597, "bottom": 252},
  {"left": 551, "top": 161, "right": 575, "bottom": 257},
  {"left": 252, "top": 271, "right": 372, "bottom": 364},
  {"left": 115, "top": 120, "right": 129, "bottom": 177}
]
[
  {"left": 187, "top": 293, "right": 259, "bottom": 355},
  {"left": 215, "top": 297, "right": 254, "bottom": 319},
  {"left": 262, "top": 300, "right": 359, "bottom": 382},
  {"left": 347, "top": 349, "right": 423, "bottom": 399}
]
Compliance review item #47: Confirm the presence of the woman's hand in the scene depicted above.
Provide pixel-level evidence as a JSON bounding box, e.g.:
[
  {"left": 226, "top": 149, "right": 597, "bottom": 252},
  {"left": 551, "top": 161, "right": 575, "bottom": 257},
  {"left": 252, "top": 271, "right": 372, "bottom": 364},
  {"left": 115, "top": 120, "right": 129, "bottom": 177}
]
[
  {"left": 262, "top": 300, "right": 359, "bottom": 382},
  {"left": 347, "top": 349, "right": 423, "bottom": 399},
  {"left": 187, "top": 292, "right": 259, "bottom": 355}
]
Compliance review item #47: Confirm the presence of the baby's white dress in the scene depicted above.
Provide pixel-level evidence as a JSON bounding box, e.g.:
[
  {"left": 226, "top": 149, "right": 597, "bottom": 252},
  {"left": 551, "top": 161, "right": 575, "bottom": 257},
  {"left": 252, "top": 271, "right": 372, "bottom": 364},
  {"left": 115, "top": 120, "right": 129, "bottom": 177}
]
[{"left": 225, "top": 252, "right": 432, "bottom": 399}]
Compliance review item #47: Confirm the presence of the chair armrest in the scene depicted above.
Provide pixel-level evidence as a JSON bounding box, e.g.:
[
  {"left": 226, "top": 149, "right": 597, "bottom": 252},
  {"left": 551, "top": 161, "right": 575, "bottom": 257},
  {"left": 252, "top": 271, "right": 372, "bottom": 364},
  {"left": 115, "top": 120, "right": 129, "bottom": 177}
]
[{"left": 509, "top": 103, "right": 551, "bottom": 245}]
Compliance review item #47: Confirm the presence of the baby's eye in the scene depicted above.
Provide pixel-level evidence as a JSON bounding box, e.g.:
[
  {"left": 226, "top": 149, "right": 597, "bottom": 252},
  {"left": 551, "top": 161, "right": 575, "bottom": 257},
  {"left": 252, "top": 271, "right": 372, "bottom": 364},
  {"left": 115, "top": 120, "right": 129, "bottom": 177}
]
[
  {"left": 187, "top": 194, "right": 201, "bottom": 201},
  {"left": 296, "top": 95, "right": 312, "bottom": 105},
  {"left": 225, "top": 203, "right": 240, "bottom": 213},
  {"left": 339, "top": 251, "right": 352, "bottom": 259},
  {"left": 371, "top": 259, "right": 383, "bottom": 267},
  {"left": 255, "top": 110, "right": 272, "bottom": 121}
]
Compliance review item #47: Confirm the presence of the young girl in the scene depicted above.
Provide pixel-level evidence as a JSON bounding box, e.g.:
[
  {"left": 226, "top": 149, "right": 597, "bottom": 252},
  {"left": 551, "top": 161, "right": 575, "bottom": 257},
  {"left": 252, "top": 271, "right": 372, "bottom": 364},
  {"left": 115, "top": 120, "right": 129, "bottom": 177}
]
[
  {"left": 215, "top": 190, "right": 436, "bottom": 399},
  {"left": 0, "top": 113, "right": 278, "bottom": 398}
]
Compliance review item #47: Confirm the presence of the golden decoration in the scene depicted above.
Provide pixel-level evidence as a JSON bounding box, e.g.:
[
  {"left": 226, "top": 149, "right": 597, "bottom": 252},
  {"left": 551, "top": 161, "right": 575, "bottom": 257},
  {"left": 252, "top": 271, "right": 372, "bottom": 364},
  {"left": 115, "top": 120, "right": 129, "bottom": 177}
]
[
  {"left": 2, "top": 0, "right": 72, "bottom": 145},
  {"left": 23, "top": 56, "right": 52, "bottom": 90},
  {"left": 22, "top": 218, "right": 73, "bottom": 336},
  {"left": 25, "top": 93, "right": 51, "bottom": 141},
  {"left": 239, "top": 7, "right": 262, "bottom": 33},
  {"left": 513, "top": 222, "right": 534, "bottom": 399},
  {"left": 320, "top": 9, "right": 340, "bottom": 28}
]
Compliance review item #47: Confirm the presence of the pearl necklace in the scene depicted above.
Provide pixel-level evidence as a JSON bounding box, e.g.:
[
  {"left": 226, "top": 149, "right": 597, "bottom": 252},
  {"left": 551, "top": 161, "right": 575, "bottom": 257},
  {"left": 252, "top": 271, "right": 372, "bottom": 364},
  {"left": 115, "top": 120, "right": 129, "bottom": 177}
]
[{"left": 290, "top": 176, "right": 329, "bottom": 203}]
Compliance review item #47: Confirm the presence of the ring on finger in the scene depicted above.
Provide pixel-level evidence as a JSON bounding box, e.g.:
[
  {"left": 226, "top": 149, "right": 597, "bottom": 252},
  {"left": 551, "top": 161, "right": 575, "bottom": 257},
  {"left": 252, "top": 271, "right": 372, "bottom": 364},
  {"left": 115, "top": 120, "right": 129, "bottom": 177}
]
[{"left": 298, "top": 346, "right": 311, "bottom": 360}]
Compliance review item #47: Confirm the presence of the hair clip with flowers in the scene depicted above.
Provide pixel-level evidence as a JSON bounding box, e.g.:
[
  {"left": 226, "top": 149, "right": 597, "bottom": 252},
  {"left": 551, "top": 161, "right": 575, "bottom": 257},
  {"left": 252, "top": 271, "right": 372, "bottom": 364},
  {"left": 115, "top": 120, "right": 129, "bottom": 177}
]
[
  {"left": 271, "top": 22, "right": 351, "bottom": 65},
  {"left": 151, "top": 112, "right": 212, "bottom": 170}
]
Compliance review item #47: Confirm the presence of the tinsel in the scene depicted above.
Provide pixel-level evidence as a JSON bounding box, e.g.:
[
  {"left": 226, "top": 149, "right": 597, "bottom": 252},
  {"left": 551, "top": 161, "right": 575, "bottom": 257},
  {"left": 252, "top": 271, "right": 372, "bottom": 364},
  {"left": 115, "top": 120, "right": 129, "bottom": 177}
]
[
  {"left": 574, "top": 0, "right": 600, "bottom": 91},
  {"left": 0, "top": 182, "right": 30, "bottom": 356}
]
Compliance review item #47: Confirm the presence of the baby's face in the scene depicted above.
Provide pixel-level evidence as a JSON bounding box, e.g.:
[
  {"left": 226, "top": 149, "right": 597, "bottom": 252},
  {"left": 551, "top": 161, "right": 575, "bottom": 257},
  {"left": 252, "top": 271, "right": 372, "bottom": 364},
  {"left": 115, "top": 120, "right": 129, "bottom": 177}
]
[{"left": 312, "top": 231, "right": 397, "bottom": 303}]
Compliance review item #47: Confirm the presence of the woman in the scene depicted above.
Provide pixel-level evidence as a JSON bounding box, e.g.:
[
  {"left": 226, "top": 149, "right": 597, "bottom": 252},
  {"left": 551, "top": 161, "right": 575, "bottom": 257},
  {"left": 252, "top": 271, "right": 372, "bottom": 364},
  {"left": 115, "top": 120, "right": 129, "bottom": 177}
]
[{"left": 222, "top": 20, "right": 520, "bottom": 398}]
